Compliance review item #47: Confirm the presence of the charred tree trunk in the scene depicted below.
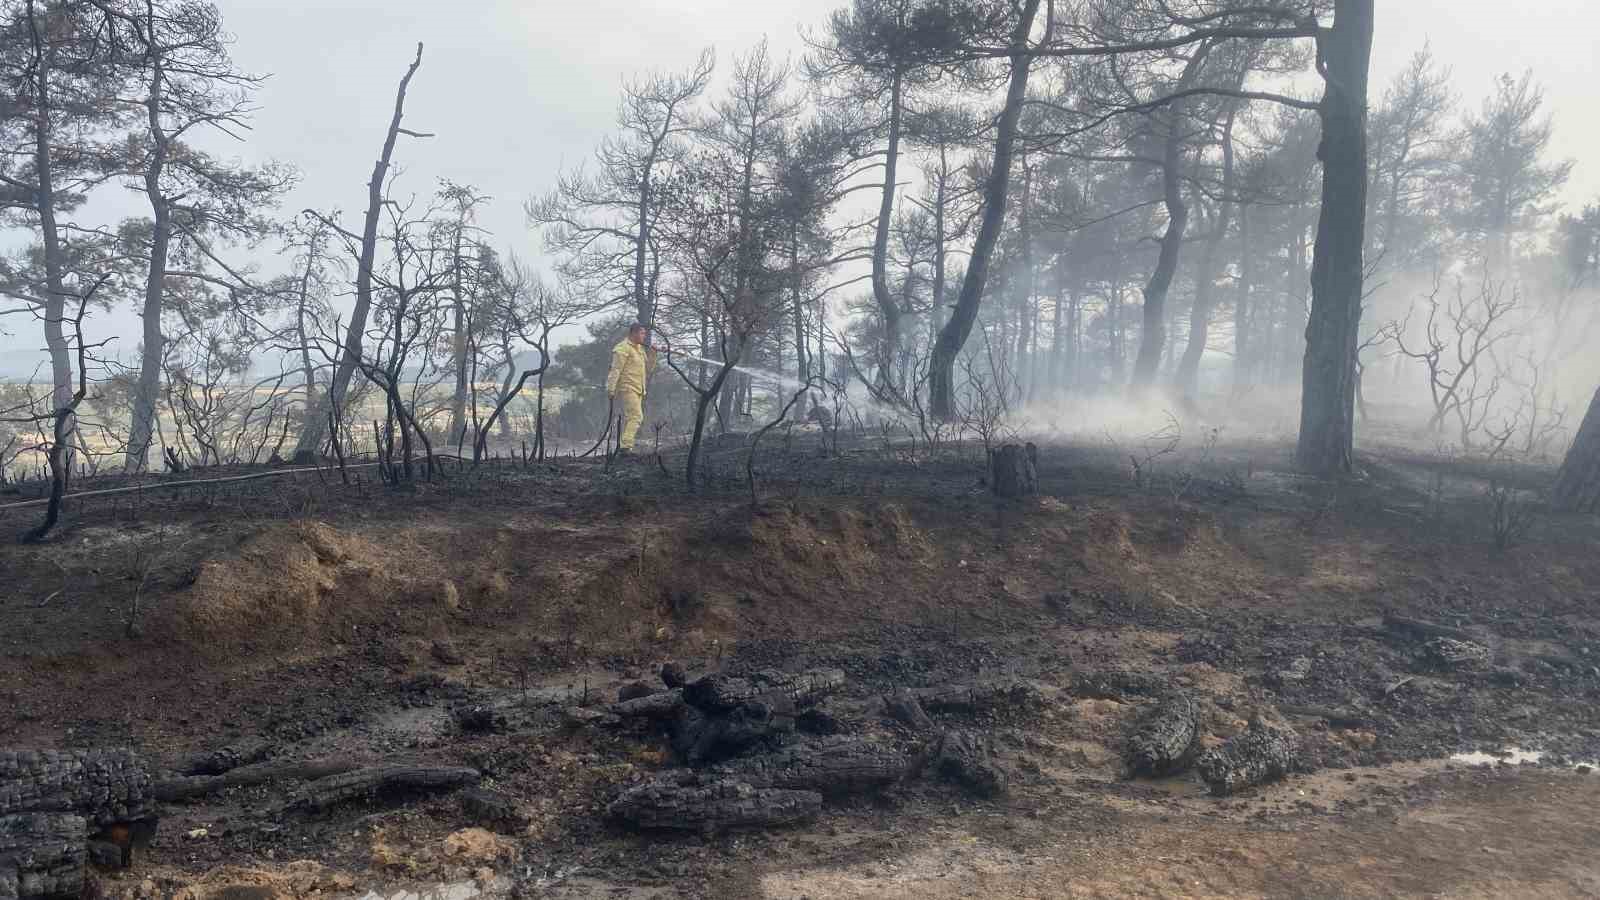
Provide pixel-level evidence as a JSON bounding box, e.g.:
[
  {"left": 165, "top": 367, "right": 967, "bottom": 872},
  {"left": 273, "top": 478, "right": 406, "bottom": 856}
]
[
  {"left": 1132, "top": 161, "right": 1186, "bottom": 386},
  {"left": 1017, "top": 152, "right": 1036, "bottom": 402},
  {"left": 873, "top": 68, "right": 906, "bottom": 382},
  {"left": 1125, "top": 694, "right": 1199, "bottom": 777},
  {"left": 24, "top": 14, "right": 74, "bottom": 455},
  {"left": 1282, "top": 226, "right": 1310, "bottom": 383},
  {"left": 1177, "top": 109, "right": 1237, "bottom": 397},
  {"left": 295, "top": 44, "right": 425, "bottom": 458},
  {"left": 22, "top": 290, "right": 91, "bottom": 544},
  {"left": 291, "top": 229, "right": 328, "bottom": 456},
  {"left": 716, "top": 345, "right": 739, "bottom": 433},
  {"left": 989, "top": 443, "right": 1038, "bottom": 498},
  {"left": 931, "top": 147, "right": 949, "bottom": 332},
  {"left": 928, "top": 0, "right": 1040, "bottom": 419},
  {"left": 791, "top": 223, "right": 809, "bottom": 414},
  {"left": 1233, "top": 201, "right": 1254, "bottom": 392},
  {"left": 1553, "top": 385, "right": 1600, "bottom": 512},
  {"left": 1130, "top": 43, "right": 1209, "bottom": 390},
  {"left": 1050, "top": 257, "right": 1067, "bottom": 398},
  {"left": 1295, "top": 1, "right": 1375, "bottom": 475},
  {"left": 124, "top": 57, "right": 172, "bottom": 474},
  {"left": 447, "top": 223, "right": 468, "bottom": 440},
  {"left": 685, "top": 356, "right": 738, "bottom": 490}
]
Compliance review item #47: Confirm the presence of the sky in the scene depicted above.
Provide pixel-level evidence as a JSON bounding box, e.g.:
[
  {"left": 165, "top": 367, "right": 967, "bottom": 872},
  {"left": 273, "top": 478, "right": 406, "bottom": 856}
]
[{"left": 1, "top": 0, "right": 1597, "bottom": 374}]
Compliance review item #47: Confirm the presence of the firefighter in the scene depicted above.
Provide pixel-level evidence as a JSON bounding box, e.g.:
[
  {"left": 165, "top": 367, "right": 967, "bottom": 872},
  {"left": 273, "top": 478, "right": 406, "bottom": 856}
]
[{"left": 605, "top": 322, "right": 657, "bottom": 455}]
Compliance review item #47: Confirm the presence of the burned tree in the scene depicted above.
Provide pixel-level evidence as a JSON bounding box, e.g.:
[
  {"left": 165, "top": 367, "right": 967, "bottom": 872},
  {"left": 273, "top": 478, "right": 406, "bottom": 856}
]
[
  {"left": 1386, "top": 271, "right": 1520, "bottom": 448},
  {"left": 1125, "top": 40, "right": 1215, "bottom": 389},
  {"left": 1553, "top": 387, "right": 1600, "bottom": 514},
  {"left": 654, "top": 41, "right": 798, "bottom": 487},
  {"left": 265, "top": 214, "right": 341, "bottom": 443},
  {"left": 107, "top": 0, "right": 294, "bottom": 472},
  {"left": 1292, "top": 0, "right": 1375, "bottom": 475},
  {"left": 437, "top": 182, "right": 492, "bottom": 442},
  {"left": 294, "top": 43, "right": 428, "bottom": 460},
  {"left": 2, "top": 278, "right": 108, "bottom": 542},
  {"left": 1175, "top": 105, "right": 1239, "bottom": 396},
  {"left": 806, "top": 0, "right": 982, "bottom": 382},
  {"left": 1452, "top": 71, "right": 1573, "bottom": 273},
  {"left": 528, "top": 49, "right": 714, "bottom": 327},
  {"left": 0, "top": 0, "right": 127, "bottom": 455},
  {"left": 469, "top": 261, "right": 595, "bottom": 462},
  {"left": 927, "top": 0, "right": 1040, "bottom": 419},
  {"left": 332, "top": 187, "right": 454, "bottom": 483}
]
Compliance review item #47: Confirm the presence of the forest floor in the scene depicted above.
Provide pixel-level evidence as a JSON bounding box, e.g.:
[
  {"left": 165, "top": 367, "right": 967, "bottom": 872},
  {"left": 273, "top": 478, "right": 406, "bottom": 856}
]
[{"left": 2, "top": 423, "right": 1599, "bottom": 899}]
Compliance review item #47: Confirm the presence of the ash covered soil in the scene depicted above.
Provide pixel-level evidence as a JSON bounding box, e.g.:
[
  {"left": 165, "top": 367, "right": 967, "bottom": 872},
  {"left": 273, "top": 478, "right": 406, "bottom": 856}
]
[{"left": 2, "top": 433, "right": 1599, "bottom": 898}]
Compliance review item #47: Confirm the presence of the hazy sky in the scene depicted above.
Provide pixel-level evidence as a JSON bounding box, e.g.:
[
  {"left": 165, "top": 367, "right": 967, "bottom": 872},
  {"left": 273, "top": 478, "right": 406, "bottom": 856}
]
[{"left": 2, "top": 0, "right": 1596, "bottom": 372}]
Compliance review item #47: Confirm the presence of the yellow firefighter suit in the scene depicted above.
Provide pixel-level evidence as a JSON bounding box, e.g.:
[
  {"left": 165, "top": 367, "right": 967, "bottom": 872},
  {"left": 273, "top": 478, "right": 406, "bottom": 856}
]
[{"left": 605, "top": 339, "right": 655, "bottom": 450}]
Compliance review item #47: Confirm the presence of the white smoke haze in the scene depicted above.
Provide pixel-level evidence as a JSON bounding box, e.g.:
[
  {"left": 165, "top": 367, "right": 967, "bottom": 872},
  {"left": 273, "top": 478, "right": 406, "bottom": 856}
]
[{"left": 1, "top": 0, "right": 1597, "bottom": 489}]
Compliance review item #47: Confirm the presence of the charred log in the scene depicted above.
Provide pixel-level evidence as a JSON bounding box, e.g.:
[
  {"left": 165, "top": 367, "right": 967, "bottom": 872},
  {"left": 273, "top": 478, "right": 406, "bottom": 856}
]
[
  {"left": 0, "top": 813, "right": 85, "bottom": 900},
  {"left": 883, "top": 689, "right": 935, "bottom": 732},
  {"left": 711, "top": 738, "right": 915, "bottom": 797},
  {"left": 176, "top": 741, "right": 273, "bottom": 778},
  {"left": 607, "top": 777, "right": 820, "bottom": 833},
  {"left": 1125, "top": 694, "right": 1199, "bottom": 777},
  {"left": 609, "top": 689, "right": 686, "bottom": 720},
  {"left": 683, "top": 669, "right": 844, "bottom": 712},
  {"left": 290, "top": 765, "right": 480, "bottom": 812},
  {"left": 0, "top": 750, "right": 155, "bottom": 829},
  {"left": 1196, "top": 722, "right": 1301, "bottom": 796},
  {"left": 671, "top": 701, "right": 795, "bottom": 765},
  {"left": 617, "top": 681, "right": 657, "bottom": 702},
  {"left": 660, "top": 662, "right": 689, "bottom": 689},
  {"left": 932, "top": 730, "right": 1009, "bottom": 799},
  {"left": 1552, "top": 385, "right": 1600, "bottom": 512}
]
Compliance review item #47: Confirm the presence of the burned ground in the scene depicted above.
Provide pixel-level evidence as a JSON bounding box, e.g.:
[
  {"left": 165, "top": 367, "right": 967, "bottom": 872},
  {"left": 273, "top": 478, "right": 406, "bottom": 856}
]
[{"left": 1, "top": 433, "right": 1598, "bottom": 898}]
